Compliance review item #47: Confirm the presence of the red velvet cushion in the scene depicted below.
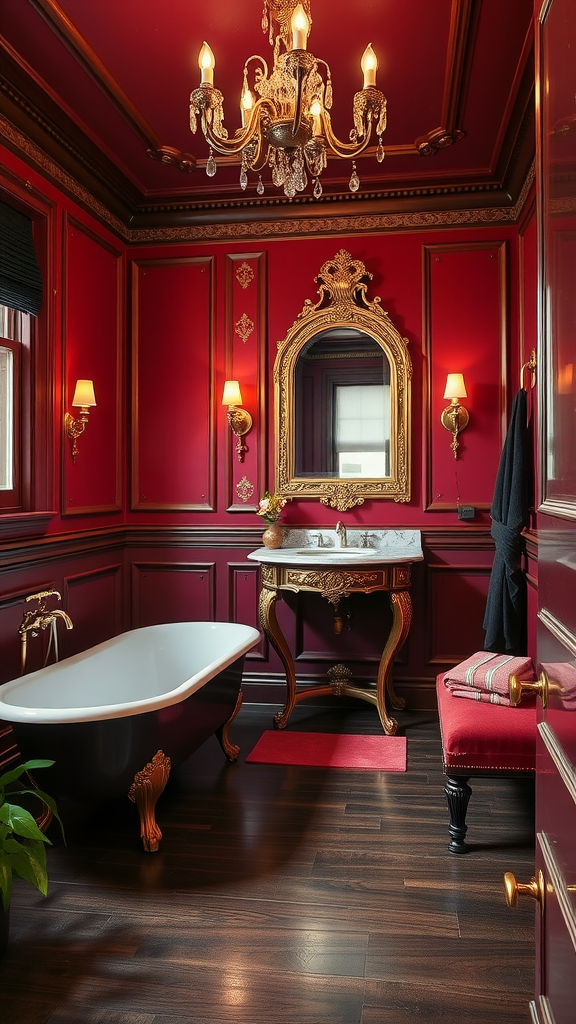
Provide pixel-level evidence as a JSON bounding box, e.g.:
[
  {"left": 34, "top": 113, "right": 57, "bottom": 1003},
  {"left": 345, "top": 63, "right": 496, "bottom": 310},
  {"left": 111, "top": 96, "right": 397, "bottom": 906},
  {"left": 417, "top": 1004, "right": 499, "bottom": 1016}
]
[{"left": 436, "top": 674, "right": 536, "bottom": 772}]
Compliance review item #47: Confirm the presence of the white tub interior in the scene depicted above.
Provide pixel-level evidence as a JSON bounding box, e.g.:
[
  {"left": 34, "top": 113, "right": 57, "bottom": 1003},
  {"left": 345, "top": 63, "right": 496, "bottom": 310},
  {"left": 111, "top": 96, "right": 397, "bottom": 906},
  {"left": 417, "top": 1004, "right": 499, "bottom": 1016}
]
[{"left": 0, "top": 621, "right": 260, "bottom": 724}]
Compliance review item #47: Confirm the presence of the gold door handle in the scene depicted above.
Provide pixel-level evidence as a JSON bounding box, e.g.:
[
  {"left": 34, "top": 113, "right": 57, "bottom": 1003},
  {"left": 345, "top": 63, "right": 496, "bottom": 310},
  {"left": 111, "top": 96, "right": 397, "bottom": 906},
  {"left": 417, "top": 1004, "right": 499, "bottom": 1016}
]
[
  {"left": 509, "top": 670, "right": 550, "bottom": 708},
  {"left": 504, "top": 870, "right": 545, "bottom": 908}
]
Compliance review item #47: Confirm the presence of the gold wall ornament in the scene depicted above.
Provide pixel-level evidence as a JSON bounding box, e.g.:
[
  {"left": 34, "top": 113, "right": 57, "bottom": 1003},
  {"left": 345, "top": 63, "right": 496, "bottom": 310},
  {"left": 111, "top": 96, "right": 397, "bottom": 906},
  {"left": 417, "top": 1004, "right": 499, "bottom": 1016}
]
[
  {"left": 274, "top": 249, "right": 412, "bottom": 508},
  {"left": 236, "top": 261, "right": 255, "bottom": 289},
  {"left": 235, "top": 312, "right": 255, "bottom": 343},
  {"left": 236, "top": 475, "right": 255, "bottom": 502}
]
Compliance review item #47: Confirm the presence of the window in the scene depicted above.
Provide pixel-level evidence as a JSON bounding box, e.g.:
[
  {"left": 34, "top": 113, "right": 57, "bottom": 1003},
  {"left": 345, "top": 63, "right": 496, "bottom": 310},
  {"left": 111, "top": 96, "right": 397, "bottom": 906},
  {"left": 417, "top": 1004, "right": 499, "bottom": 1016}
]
[
  {"left": 0, "top": 305, "right": 28, "bottom": 509},
  {"left": 0, "top": 196, "right": 45, "bottom": 521}
]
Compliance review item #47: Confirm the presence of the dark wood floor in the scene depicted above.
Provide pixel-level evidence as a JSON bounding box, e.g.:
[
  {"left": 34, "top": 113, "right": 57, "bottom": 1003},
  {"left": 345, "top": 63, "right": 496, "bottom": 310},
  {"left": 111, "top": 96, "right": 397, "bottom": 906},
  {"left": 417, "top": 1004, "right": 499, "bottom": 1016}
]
[{"left": 2, "top": 700, "right": 535, "bottom": 1024}]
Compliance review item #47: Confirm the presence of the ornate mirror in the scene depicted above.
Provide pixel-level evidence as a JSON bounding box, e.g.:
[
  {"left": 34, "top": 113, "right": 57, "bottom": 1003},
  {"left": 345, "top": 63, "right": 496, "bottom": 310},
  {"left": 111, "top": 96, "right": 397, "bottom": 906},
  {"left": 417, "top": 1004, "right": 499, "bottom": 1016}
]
[{"left": 274, "top": 250, "right": 412, "bottom": 510}]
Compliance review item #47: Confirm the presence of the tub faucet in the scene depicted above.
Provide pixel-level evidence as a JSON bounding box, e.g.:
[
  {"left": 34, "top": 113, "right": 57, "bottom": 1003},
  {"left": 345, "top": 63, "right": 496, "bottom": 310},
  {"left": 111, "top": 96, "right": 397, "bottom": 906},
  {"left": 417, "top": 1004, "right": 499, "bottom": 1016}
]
[
  {"left": 335, "top": 521, "right": 347, "bottom": 548},
  {"left": 19, "top": 590, "right": 73, "bottom": 674}
]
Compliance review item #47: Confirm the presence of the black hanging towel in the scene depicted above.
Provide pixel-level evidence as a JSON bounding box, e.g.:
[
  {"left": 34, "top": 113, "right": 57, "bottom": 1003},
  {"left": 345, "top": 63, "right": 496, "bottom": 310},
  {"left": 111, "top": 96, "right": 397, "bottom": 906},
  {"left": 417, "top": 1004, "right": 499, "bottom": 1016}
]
[
  {"left": 483, "top": 387, "right": 531, "bottom": 655},
  {"left": 0, "top": 201, "right": 43, "bottom": 316}
]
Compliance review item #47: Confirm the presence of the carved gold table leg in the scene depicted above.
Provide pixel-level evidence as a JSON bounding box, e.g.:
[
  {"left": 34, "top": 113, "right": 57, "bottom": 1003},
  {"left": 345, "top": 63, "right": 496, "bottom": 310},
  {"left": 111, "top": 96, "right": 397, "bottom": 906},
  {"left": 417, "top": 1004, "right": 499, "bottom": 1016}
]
[
  {"left": 128, "top": 749, "right": 171, "bottom": 853},
  {"left": 259, "top": 585, "right": 297, "bottom": 730},
  {"left": 374, "top": 589, "right": 413, "bottom": 733},
  {"left": 216, "top": 688, "right": 243, "bottom": 761}
]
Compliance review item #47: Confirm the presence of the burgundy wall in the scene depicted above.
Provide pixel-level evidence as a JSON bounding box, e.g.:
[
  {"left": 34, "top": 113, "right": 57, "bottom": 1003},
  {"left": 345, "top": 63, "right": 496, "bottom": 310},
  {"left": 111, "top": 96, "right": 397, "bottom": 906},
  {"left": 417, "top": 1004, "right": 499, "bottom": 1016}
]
[{"left": 0, "top": 138, "right": 538, "bottom": 720}]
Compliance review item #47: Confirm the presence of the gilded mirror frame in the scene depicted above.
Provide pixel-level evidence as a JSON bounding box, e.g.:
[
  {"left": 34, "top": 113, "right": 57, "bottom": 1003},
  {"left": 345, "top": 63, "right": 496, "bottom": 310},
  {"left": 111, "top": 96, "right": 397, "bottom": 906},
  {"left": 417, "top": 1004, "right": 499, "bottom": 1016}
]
[{"left": 274, "top": 250, "right": 412, "bottom": 511}]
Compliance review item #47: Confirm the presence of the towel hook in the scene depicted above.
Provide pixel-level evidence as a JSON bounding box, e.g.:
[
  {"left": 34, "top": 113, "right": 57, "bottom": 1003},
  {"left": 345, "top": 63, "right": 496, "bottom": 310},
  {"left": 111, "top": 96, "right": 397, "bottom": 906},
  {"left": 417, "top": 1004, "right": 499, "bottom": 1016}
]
[{"left": 520, "top": 349, "right": 537, "bottom": 390}]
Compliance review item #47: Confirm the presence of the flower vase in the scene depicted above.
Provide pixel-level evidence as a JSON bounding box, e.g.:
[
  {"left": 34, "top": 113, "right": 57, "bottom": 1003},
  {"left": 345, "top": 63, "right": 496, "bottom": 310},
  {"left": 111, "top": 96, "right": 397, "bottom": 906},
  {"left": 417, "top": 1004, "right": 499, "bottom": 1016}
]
[{"left": 262, "top": 521, "right": 284, "bottom": 549}]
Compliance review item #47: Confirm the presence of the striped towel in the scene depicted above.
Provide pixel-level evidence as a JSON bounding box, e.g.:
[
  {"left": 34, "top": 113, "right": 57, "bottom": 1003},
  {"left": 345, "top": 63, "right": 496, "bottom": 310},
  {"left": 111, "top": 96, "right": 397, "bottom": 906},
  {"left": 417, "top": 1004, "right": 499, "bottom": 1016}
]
[{"left": 443, "top": 652, "right": 536, "bottom": 705}]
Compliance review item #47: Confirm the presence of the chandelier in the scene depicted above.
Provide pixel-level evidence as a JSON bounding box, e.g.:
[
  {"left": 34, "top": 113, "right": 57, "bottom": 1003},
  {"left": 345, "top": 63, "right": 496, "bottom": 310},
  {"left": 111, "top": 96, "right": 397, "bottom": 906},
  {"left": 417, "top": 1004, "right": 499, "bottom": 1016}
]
[{"left": 189, "top": 1, "right": 387, "bottom": 199}]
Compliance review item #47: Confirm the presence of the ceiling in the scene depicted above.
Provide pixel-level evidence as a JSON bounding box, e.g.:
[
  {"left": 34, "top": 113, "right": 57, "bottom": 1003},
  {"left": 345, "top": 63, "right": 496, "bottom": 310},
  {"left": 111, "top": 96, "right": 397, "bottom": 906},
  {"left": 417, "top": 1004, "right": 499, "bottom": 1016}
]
[{"left": 0, "top": 0, "right": 535, "bottom": 231}]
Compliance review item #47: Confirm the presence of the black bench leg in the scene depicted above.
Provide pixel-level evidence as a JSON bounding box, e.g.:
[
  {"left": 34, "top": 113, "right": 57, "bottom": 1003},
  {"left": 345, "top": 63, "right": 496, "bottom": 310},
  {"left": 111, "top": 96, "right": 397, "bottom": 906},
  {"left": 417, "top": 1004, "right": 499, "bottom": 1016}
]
[{"left": 444, "top": 775, "right": 472, "bottom": 854}]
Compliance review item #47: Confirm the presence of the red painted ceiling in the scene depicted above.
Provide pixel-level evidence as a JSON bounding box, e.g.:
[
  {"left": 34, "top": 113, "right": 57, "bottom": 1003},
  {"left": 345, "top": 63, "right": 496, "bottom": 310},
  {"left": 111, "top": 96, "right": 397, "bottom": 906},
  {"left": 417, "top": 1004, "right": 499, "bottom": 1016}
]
[{"left": 1, "top": 0, "right": 534, "bottom": 210}]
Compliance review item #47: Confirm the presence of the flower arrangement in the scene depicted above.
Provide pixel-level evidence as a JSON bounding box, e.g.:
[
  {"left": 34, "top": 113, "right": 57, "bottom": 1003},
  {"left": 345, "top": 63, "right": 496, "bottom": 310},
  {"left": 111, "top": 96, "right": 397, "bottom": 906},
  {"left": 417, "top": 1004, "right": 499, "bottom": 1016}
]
[{"left": 257, "top": 491, "right": 286, "bottom": 525}]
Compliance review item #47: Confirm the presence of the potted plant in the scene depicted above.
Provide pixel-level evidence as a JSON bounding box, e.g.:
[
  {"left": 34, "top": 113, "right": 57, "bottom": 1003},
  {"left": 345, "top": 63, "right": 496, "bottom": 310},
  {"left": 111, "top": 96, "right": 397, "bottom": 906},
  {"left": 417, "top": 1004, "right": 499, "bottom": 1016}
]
[{"left": 0, "top": 759, "right": 64, "bottom": 957}]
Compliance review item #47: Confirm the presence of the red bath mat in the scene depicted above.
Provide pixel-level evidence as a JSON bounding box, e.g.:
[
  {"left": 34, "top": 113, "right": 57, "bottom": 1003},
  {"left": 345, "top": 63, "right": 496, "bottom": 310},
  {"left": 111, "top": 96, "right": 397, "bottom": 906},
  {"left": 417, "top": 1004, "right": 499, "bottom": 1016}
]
[{"left": 245, "top": 730, "right": 407, "bottom": 771}]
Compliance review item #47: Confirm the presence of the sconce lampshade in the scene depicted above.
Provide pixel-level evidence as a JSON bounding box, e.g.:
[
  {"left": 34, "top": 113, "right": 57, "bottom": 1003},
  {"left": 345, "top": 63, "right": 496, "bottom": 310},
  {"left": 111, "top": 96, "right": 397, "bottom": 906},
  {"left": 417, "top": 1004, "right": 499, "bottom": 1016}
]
[
  {"left": 443, "top": 373, "right": 467, "bottom": 401},
  {"left": 222, "top": 380, "right": 243, "bottom": 406},
  {"left": 72, "top": 379, "right": 96, "bottom": 408}
]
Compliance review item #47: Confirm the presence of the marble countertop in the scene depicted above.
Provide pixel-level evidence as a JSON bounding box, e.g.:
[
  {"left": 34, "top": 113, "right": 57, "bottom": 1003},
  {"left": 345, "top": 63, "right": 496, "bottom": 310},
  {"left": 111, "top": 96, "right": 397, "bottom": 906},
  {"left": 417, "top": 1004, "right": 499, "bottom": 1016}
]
[{"left": 247, "top": 528, "right": 423, "bottom": 566}]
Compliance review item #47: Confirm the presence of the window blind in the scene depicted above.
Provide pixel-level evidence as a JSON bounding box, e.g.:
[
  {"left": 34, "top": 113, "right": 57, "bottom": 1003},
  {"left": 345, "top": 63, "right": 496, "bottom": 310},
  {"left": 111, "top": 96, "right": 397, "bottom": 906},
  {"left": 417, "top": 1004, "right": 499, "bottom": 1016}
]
[{"left": 0, "top": 202, "right": 43, "bottom": 316}]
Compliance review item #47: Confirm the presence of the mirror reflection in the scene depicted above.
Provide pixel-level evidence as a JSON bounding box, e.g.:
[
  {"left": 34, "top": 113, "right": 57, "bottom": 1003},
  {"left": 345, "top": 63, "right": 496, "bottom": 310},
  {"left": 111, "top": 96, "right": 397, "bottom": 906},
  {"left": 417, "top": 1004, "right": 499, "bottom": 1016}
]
[{"left": 294, "top": 328, "right": 391, "bottom": 478}]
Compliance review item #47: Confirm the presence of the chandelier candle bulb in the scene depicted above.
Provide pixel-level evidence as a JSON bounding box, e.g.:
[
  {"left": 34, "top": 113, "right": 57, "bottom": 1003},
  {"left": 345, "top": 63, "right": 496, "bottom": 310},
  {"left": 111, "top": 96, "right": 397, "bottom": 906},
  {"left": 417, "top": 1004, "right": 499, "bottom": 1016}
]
[
  {"left": 361, "top": 44, "right": 378, "bottom": 88},
  {"left": 240, "top": 82, "right": 254, "bottom": 126},
  {"left": 198, "top": 41, "right": 215, "bottom": 85},
  {"left": 291, "top": 4, "right": 310, "bottom": 50}
]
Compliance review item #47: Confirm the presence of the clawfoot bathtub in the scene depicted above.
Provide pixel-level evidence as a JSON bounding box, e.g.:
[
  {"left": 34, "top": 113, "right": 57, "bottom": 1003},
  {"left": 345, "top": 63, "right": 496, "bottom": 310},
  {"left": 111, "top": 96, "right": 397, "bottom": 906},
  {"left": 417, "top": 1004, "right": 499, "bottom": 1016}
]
[{"left": 0, "top": 621, "right": 260, "bottom": 851}]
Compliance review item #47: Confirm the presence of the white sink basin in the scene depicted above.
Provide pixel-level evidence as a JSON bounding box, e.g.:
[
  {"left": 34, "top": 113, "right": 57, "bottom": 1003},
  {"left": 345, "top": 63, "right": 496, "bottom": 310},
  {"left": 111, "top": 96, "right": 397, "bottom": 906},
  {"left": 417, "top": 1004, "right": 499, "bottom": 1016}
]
[{"left": 295, "top": 547, "right": 377, "bottom": 557}]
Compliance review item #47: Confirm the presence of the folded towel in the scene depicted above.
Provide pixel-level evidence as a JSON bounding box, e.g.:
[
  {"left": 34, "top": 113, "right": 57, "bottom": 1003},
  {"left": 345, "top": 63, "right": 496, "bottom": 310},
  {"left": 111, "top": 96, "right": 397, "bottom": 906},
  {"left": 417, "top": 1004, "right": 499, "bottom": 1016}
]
[{"left": 443, "top": 651, "right": 535, "bottom": 705}]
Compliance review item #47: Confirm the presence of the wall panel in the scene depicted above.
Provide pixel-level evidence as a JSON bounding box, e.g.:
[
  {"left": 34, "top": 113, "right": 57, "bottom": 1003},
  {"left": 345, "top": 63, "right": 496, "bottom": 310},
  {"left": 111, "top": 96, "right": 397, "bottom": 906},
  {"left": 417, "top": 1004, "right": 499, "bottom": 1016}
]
[
  {"left": 131, "top": 258, "right": 215, "bottom": 510},
  {"left": 426, "top": 563, "right": 492, "bottom": 663},
  {"left": 63, "top": 216, "right": 123, "bottom": 514},
  {"left": 227, "top": 561, "right": 266, "bottom": 660},
  {"left": 423, "top": 242, "right": 507, "bottom": 512},
  {"left": 63, "top": 563, "right": 123, "bottom": 656},
  {"left": 131, "top": 561, "right": 216, "bottom": 626}
]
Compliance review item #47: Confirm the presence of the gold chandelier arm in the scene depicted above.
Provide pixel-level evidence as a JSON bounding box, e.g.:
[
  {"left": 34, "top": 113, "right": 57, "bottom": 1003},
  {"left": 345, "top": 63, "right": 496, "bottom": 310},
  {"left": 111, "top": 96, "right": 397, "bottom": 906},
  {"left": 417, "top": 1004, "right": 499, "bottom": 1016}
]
[
  {"left": 321, "top": 107, "right": 374, "bottom": 160},
  {"left": 200, "top": 97, "right": 277, "bottom": 157}
]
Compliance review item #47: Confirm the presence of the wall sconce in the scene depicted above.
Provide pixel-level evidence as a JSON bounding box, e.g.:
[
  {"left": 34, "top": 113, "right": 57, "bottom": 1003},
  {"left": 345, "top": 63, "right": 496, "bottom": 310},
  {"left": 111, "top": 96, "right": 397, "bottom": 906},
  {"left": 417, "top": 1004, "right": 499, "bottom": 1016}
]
[
  {"left": 222, "top": 380, "right": 252, "bottom": 462},
  {"left": 65, "top": 379, "right": 96, "bottom": 462},
  {"left": 441, "top": 372, "right": 469, "bottom": 459}
]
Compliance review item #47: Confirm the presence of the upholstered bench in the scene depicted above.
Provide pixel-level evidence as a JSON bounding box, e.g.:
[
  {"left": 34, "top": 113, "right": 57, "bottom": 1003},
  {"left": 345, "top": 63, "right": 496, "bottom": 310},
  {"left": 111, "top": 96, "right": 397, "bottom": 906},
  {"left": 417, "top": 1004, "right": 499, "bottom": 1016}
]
[{"left": 436, "top": 674, "right": 536, "bottom": 853}]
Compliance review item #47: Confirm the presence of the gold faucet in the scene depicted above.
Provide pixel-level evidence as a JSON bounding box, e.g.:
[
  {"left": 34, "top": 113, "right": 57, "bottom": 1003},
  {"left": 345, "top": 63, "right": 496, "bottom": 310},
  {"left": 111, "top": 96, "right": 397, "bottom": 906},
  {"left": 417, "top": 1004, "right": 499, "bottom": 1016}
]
[
  {"left": 335, "top": 521, "right": 347, "bottom": 548},
  {"left": 19, "top": 590, "right": 73, "bottom": 674}
]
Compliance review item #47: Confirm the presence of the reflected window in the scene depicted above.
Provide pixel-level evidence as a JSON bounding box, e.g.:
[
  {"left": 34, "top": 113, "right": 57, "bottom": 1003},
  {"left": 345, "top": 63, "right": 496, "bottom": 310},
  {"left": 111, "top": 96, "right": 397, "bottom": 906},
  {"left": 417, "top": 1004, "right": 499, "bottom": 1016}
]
[
  {"left": 335, "top": 384, "right": 389, "bottom": 477},
  {"left": 294, "top": 328, "right": 391, "bottom": 478}
]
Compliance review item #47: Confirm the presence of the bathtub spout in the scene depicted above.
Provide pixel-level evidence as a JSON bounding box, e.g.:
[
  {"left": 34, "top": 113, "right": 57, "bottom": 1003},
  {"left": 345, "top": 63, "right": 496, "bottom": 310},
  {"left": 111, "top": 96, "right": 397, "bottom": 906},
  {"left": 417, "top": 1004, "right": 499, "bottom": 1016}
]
[
  {"left": 50, "top": 609, "right": 74, "bottom": 630},
  {"left": 19, "top": 592, "right": 74, "bottom": 674}
]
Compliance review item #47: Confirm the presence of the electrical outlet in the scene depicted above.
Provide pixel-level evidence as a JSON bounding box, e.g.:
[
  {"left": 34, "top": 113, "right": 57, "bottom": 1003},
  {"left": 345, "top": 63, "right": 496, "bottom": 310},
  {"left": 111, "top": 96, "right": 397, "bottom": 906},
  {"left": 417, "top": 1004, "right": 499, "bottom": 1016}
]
[{"left": 458, "top": 505, "right": 475, "bottom": 520}]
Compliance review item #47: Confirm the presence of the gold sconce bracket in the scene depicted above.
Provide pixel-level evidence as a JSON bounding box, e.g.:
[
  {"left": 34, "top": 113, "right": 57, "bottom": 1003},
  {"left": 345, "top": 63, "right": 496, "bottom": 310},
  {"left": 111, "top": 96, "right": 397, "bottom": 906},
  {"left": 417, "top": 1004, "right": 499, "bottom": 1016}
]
[
  {"left": 222, "top": 380, "right": 252, "bottom": 463},
  {"left": 227, "top": 406, "right": 253, "bottom": 462},
  {"left": 440, "top": 400, "right": 469, "bottom": 459},
  {"left": 65, "top": 379, "right": 96, "bottom": 462},
  {"left": 65, "top": 410, "right": 89, "bottom": 462}
]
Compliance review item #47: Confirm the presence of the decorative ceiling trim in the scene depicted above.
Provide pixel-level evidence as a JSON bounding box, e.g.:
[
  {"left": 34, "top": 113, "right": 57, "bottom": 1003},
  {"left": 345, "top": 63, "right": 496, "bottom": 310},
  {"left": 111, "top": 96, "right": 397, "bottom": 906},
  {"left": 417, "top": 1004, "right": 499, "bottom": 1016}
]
[
  {"left": 29, "top": 0, "right": 197, "bottom": 173},
  {"left": 130, "top": 165, "right": 535, "bottom": 242},
  {"left": 0, "top": 110, "right": 535, "bottom": 243},
  {"left": 0, "top": 114, "right": 129, "bottom": 239}
]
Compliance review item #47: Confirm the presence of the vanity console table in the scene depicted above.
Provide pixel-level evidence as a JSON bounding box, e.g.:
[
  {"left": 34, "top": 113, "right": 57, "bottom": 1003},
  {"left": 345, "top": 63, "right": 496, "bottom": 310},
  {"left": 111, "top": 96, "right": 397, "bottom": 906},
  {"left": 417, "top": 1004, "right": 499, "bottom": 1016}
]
[{"left": 248, "top": 529, "right": 423, "bottom": 735}]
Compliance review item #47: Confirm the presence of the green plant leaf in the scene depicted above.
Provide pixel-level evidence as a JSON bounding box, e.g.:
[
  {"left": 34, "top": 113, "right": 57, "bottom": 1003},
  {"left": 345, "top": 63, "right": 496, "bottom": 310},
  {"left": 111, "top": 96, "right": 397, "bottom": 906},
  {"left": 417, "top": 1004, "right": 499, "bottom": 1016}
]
[
  {"left": 0, "top": 803, "right": 51, "bottom": 843},
  {"left": 2, "top": 839, "right": 48, "bottom": 895},
  {"left": 5, "top": 787, "right": 66, "bottom": 843},
  {"left": 0, "top": 760, "right": 55, "bottom": 789}
]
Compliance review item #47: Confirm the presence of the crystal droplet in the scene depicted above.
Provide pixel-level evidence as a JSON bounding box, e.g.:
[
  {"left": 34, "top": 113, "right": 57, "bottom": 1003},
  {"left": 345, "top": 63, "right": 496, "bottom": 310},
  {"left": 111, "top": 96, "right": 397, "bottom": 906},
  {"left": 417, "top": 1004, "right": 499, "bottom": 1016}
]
[
  {"left": 240, "top": 168, "right": 248, "bottom": 190},
  {"left": 349, "top": 163, "right": 360, "bottom": 192},
  {"left": 313, "top": 178, "right": 323, "bottom": 199},
  {"left": 377, "top": 138, "right": 385, "bottom": 163},
  {"left": 206, "top": 149, "right": 216, "bottom": 177},
  {"left": 256, "top": 176, "right": 265, "bottom": 195}
]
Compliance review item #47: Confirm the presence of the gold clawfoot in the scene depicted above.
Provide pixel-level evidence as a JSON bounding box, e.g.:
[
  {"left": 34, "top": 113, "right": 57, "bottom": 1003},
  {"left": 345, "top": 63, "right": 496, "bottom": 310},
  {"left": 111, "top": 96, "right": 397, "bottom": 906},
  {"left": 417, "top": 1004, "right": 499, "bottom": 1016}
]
[
  {"left": 128, "top": 750, "right": 171, "bottom": 853},
  {"left": 216, "top": 689, "right": 243, "bottom": 761}
]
